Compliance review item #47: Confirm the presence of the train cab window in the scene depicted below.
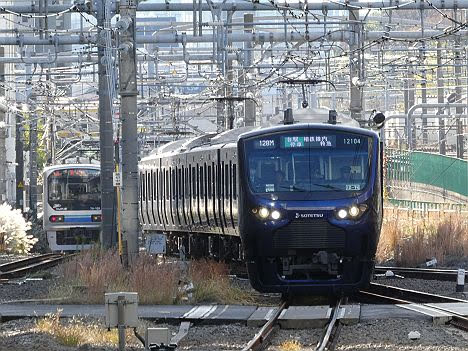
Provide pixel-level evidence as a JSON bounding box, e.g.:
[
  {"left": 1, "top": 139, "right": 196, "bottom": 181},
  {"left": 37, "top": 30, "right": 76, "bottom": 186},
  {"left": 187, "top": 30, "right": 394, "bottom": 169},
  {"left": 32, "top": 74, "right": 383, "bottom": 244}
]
[
  {"left": 244, "top": 132, "right": 372, "bottom": 196},
  {"left": 47, "top": 168, "right": 101, "bottom": 211}
]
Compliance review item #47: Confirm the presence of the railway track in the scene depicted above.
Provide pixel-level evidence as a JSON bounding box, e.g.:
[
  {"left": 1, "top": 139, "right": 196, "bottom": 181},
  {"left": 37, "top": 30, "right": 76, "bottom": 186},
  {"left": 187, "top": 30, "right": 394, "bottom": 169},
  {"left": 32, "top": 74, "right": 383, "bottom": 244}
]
[
  {"left": 0, "top": 253, "right": 71, "bottom": 281},
  {"left": 374, "top": 266, "right": 467, "bottom": 281},
  {"left": 242, "top": 297, "right": 347, "bottom": 351},
  {"left": 360, "top": 283, "right": 468, "bottom": 331},
  {"left": 315, "top": 297, "right": 346, "bottom": 351}
]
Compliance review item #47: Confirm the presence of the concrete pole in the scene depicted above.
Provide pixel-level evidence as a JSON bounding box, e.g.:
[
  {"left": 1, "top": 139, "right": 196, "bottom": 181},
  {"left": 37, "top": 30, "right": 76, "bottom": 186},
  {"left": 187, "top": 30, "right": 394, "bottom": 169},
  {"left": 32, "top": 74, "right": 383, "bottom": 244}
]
[
  {"left": 119, "top": 0, "right": 139, "bottom": 266},
  {"left": 15, "top": 111, "right": 24, "bottom": 210},
  {"left": 348, "top": 9, "right": 363, "bottom": 123},
  {"left": 96, "top": 0, "right": 117, "bottom": 249},
  {"left": 243, "top": 13, "right": 256, "bottom": 126},
  {"left": 454, "top": 11, "right": 465, "bottom": 159},
  {"left": 420, "top": 48, "right": 428, "bottom": 145},
  {"left": 0, "top": 47, "right": 6, "bottom": 203},
  {"left": 29, "top": 109, "right": 38, "bottom": 220},
  {"left": 437, "top": 42, "right": 446, "bottom": 155},
  {"left": 408, "top": 63, "right": 416, "bottom": 149}
]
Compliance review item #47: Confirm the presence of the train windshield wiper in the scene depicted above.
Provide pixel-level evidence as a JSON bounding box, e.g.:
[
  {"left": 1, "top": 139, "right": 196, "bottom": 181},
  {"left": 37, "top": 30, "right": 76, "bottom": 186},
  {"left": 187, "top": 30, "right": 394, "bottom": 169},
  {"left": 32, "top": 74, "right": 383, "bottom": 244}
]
[
  {"left": 312, "top": 183, "right": 342, "bottom": 191},
  {"left": 278, "top": 185, "right": 308, "bottom": 192}
]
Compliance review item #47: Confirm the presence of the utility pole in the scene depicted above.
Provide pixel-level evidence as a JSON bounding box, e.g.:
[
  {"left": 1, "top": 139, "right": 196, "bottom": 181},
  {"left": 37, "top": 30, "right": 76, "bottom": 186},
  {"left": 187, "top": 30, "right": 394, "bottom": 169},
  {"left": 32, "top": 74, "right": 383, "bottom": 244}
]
[
  {"left": 348, "top": 9, "right": 363, "bottom": 124},
  {"left": 96, "top": 0, "right": 117, "bottom": 249},
  {"left": 454, "top": 10, "right": 464, "bottom": 159},
  {"left": 118, "top": 0, "right": 139, "bottom": 266},
  {"left": 243, "top": 13, "right": 256, "bottom": 126},
  {"left": 0, "top": 46, "right": 6, "bottom": 203},
  {"left": 29, "top": 105, "right": 38, "bottom": 220},
  {"left": 15, "top": 110, "right": 24, "bottom": 210},
  {"left": 437, "top": 41, "right": 446, "bottom": 155}
]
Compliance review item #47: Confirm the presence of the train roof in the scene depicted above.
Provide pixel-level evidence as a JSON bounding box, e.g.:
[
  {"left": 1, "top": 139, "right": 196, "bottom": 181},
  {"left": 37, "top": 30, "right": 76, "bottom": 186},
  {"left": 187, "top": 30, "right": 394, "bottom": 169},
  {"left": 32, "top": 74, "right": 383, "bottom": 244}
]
[
  {"left": 238, "top": 123, "right": 379, "bottom": 140},
  {"left": 141, "top": 108, "right": 373, "bottom": 161},
  {"left": 42, "top": 164, "right": 100, "bottom": 174},
  {"left": 266, "top": 107, "right": 360, "bottom": 128}
]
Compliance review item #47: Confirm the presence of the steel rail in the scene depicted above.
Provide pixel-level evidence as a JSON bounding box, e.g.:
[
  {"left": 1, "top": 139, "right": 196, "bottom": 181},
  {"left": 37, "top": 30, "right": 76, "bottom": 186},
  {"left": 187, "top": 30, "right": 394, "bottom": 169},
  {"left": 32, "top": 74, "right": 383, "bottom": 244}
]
[
  {"left": 359, "top": 288, "right": 468, "bottom": 332},
  {"left": 242, "top": 300, "right": 288, "bottom": 351},
  {"left": 316, "top": 297, "right": 346, "bottom": 351},
  {"left": 374, "top": 266, "right": 467, "bottom": 281},
  {"left": 365, "top": 283, "right": 467, "bottom": 304},
  {"left": 0, "top": 253, "right": 60, "bottom": 273},
  {"left": 0, "top": 253, "right": 73, "bottom": 280}
]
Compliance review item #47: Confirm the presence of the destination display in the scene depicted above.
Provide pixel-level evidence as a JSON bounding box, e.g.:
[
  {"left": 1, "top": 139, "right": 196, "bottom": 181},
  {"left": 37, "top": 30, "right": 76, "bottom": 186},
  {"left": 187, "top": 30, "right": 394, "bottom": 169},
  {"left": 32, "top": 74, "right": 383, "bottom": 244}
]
[
  {"left": 253, "top": 139, "right": 276, "bottom": 149},
  {"left": 281, "top": 135, "right": 336, "bottom": 148}
]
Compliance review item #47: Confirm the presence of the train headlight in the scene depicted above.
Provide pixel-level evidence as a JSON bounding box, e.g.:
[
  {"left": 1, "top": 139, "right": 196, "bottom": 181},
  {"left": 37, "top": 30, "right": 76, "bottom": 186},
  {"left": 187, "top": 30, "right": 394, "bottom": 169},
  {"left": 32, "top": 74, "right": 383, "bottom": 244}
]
[
  {"left": 337, "top": 209, "right": 348, "bottom": 219},
  {"left": 349, "top": 205, "right": 360, "bottom": 217},
  {"left": 336, "top": 204, "right": 368, "bottom": 220},
  {"left": 271, "top": 210, "right": 281, "bottom": 220},
  {"left": 258, "top": 207, "right": 270, "bottom": 219},
  {"left": 49, "top": 215, "right": 64, "bottom": 223}
]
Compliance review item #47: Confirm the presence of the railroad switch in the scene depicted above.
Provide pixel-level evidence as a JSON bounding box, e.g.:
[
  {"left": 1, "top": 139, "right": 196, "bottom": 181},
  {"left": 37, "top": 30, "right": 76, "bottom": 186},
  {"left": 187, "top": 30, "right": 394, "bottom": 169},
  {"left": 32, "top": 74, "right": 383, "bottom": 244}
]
[{"left": 147, "top": 343, "right": 177, "bottom": 351}]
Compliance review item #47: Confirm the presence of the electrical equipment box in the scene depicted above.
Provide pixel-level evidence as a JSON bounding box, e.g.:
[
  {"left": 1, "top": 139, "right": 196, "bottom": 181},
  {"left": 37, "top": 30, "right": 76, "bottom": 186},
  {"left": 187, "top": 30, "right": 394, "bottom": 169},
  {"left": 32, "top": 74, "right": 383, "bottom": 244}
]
[
  {"left": 105, "top": 292, "right": 138, "bottom": 328},
  {"left": 146, "top": 328, "right": 171, "bottom": 347}
]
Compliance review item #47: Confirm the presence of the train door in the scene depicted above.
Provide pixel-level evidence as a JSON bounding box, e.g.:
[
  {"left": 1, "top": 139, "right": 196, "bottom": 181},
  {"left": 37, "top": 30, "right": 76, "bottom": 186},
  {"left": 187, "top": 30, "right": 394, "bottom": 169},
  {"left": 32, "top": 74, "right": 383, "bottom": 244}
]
[
  {"left": 190, "top": 156, "right": 202, "bottom": 231},
  {"left": 197, "top": 154, "right": 208, "bottom": 229},
  {"left": 173, "top": 161, "right": 181, "bottom": 228}
]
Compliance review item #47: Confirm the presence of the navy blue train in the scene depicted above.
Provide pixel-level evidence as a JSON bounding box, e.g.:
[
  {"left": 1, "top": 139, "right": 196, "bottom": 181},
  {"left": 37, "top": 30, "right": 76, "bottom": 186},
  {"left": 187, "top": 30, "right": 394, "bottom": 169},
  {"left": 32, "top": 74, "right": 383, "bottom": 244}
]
[{"left": 139, "top": 108, "right": 384, "bottom": 295}]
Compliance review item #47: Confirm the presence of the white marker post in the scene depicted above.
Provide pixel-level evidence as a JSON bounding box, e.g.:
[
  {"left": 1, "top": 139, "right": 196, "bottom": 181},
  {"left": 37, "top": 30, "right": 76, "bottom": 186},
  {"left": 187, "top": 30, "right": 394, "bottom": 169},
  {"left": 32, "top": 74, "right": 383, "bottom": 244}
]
[{"left": 456, "top": 269, "right": 465, "bottom": 292}]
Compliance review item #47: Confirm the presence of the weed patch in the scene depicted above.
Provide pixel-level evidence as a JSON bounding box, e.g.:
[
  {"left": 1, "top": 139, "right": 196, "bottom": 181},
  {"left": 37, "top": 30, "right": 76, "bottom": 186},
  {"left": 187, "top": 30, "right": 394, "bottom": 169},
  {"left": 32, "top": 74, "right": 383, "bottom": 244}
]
[
  {"left": 377, "top": 208, "right": 468, "bottom": 266},
  {"left": 52, "top": 250, "right": 251, "bottom": 305}
]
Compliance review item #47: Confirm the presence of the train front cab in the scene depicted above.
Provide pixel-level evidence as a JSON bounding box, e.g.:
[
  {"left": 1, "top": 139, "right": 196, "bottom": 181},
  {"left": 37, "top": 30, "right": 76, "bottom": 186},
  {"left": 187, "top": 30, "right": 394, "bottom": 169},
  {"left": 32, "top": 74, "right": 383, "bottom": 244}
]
[
  {"left": 238, "top": 125, "right": 383, "bottom": 295},
  {"left": 43, "top": 166, "right": 101, "bottom": 251}
]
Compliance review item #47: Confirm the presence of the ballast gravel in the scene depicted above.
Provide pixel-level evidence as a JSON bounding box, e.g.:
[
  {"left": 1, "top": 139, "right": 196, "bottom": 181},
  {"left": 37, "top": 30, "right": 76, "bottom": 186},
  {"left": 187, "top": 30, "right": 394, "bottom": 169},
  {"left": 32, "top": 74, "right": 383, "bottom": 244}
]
[{"left": 1, "top": 316, "right": 468, "bottom": 351}]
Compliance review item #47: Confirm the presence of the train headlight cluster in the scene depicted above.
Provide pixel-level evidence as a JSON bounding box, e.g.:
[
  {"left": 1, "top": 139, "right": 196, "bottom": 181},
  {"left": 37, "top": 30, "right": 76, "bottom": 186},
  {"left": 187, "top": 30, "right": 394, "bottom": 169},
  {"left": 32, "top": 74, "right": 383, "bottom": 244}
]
[
  {"left": 49, "top": 215, "right": 64, "bottom": 223},
  {"left": 335, "top": 204, "right": 368, "bottom": 220},
  {"left": 253, "top": 207, "right": 282, "bottom": 221}
]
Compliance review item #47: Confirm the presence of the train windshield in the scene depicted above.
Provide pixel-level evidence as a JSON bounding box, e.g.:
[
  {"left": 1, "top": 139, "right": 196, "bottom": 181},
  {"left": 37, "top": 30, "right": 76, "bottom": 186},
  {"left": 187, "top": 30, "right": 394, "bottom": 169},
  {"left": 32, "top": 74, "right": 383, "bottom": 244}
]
[
  {"left": 245, "top": 131, "right": 372, "bottom": 197},
  {"left": 47, "top": 168, "right": 101, "bottom": 211}
]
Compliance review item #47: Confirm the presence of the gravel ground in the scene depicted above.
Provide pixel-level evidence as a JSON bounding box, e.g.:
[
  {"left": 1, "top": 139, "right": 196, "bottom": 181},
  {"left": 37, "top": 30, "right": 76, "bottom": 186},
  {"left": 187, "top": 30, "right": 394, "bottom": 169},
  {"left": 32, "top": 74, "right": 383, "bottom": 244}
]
[{"left": 1, "top": 316, "right": 468, "bottom": 351}]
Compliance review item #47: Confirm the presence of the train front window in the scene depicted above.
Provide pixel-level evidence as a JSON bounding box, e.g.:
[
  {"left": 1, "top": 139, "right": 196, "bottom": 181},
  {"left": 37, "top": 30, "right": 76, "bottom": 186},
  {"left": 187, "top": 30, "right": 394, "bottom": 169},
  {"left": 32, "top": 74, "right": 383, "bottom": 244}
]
[
  {"left": 48, "top": 168, "right": 101, "bottom": 211},
  {"left": 245, "top": 131, "right": 372, "bottom": 197}
]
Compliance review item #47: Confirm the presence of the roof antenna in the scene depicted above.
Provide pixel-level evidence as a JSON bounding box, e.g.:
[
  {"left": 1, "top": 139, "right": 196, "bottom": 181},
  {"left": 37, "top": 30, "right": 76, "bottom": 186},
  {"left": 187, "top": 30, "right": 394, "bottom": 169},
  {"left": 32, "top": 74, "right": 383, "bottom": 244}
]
[
  {"left": 284, "top": 108, "right": 294, "bottom": 125},
  {"left": 328, "top": 110, "right": 337, "bottom": 125}
]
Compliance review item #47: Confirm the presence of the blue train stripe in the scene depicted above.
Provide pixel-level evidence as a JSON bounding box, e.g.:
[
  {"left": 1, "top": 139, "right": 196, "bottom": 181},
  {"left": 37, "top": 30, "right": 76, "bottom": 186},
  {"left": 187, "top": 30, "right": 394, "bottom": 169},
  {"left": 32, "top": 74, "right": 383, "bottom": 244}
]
[{"left": 63, "top": 216, "right": 93, "bottom": 223}]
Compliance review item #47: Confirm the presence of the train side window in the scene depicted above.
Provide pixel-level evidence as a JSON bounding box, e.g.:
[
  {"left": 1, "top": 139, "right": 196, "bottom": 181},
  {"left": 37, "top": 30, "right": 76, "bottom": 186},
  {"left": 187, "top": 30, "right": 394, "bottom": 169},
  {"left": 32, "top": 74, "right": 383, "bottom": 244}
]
[
  {"left": 172, "top": 168, "right": 176, "bottom": 200},
  {"left": 225, "top": 164, "right": 229, "bottom": 198},
  {"left": 207, "top": 165, "right": 212, "bottom": 199},
  {"left": 192, "top": 166, "right": 196, "bottom": 199},
  {"left": 199, "top": 166, "right": 204, "bottom": 198},
  {"left": 233, "top": 164, "right": 237, "bottom": 199},
  {"left": 166, "top": 169, "right": 169, "bottom": 200}
]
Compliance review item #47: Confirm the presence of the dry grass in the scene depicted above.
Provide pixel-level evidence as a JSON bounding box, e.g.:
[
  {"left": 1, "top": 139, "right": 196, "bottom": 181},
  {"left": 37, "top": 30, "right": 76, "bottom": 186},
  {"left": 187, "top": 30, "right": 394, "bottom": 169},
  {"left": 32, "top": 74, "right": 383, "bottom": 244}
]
[
  {"left": 51, "top": 249, "right": 251, "bottom": 305},
  {"left": 36, "top": 311, "right": 123, "bottom": 347},
  {"left": 279, "top": 340, "right": 302, "bottom": 351},
  {"left": 189, "top": 259, "right": 253, "bottom": 304},
  {"left": 377, "top": 208, "right": 468, "bottom": 266}
]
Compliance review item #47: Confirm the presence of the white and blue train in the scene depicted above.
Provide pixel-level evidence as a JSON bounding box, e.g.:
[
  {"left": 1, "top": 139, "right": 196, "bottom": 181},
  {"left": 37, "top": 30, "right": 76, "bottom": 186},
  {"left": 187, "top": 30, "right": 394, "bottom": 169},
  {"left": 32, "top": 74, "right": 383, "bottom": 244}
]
[{"left": 42, "top": 164, "right": 101, "bottom": 251}]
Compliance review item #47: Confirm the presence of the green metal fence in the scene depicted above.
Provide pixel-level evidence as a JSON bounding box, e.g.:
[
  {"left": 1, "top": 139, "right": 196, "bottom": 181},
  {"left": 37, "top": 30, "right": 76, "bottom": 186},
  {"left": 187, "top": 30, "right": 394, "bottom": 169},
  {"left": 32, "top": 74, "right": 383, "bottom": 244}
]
[{"left": 385, "top": 149, "right": 467, "bottom": 211}]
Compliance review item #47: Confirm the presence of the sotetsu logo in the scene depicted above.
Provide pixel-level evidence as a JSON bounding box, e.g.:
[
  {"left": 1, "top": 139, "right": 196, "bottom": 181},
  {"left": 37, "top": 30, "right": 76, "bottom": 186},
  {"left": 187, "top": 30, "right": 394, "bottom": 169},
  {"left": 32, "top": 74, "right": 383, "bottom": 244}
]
[{"left": 295, "top": 213, "right": 324, "bottom": 219}]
